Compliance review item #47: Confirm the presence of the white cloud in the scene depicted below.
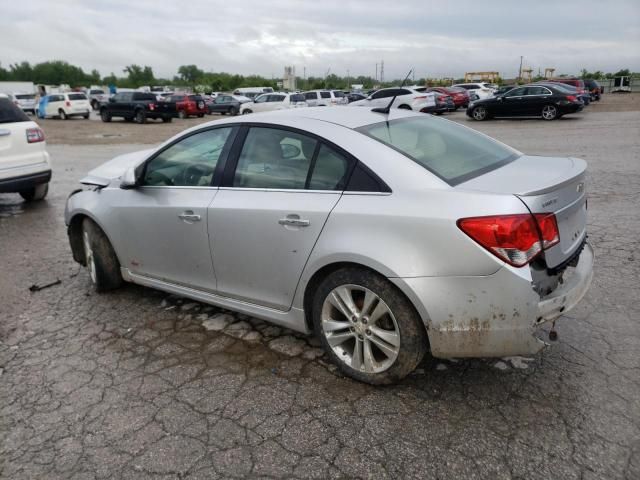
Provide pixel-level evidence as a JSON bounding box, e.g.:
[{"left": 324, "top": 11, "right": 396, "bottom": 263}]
[{"left": 1, "top": 0, "right": 638, "bottom": 80}]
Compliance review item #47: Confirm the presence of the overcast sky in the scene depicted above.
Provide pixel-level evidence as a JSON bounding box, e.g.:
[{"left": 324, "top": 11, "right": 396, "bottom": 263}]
[{"left": 1, "top": 0, "right": 639, "bottom": 80}]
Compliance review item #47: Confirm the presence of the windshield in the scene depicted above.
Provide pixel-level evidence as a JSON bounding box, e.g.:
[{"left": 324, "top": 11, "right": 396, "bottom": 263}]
[
  {"left": 357, "top": 116, "right": 519, "bottom": 186},
  {"left": 68, "top": 93, "right": 87, "bottom": 100}
]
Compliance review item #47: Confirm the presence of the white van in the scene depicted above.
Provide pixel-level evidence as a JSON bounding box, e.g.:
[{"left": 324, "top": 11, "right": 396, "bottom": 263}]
[
  {"left": 41, "top": 92, "right": 91, "bottom": 120},
  {"left": 303, "top": 90, "right": 348, "bottom": 106},
  {"left": 233, "top": 87, "right": 274, "bottom": 99}
]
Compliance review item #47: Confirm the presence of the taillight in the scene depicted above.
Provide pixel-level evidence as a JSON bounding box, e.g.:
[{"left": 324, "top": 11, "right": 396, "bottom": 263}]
[
  {"left": 457, "top": 213, "right": 559, "bottom": 267},
  {"left": 26, "top": 127, "right": 45, "bottom": 143},
  {"left": 566, "top": 95, "right": 577, "bottom": 102},
  {"left": 149, "top": 103, "right": 155, "bottom": 111},
  {"left": 65, "top": 101, "right": 71, "bottom": 107},
  {"left": 414, "top": 96, "right": 427, "bottom": 99}
]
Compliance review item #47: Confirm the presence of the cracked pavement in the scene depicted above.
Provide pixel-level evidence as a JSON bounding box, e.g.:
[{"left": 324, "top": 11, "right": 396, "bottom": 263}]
[{"left": 1, "top": 109, "right": 639, "bottom": 479}]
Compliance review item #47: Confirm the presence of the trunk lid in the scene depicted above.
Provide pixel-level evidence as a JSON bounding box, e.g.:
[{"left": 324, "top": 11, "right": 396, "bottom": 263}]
[{"left": 459, "top": 155, "right": 587, "bottom": 268}]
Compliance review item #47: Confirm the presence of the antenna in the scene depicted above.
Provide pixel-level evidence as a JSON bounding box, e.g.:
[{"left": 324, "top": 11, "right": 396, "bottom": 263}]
[{"left": 372, "top": 69, "right": 413, "bottom": 115}]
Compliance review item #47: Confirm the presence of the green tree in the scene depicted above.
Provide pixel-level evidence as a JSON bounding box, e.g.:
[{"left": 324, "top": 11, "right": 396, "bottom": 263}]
[{"left": 178, "top": 64, "right": 204, "bottom": 84}]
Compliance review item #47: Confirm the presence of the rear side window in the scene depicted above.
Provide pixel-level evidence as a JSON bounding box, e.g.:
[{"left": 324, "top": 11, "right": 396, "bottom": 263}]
[
  {"left": 68, "top": 93, "right": 87, "bottom": 100},
  {"left": 289, "top": 94, "right": 305, "bottom": 103},
  {"left": 357, "top": 116, "right": 519, "bottom": 186},
  {"left": 308, "top": 145, "right": 349, "bottom": 190},
  {"left": 0, "top": 98, "right": 29, "bottom": 124},
  {"left": 320, "top": 91, "right": 331, "bottom": 99},
  {"left": 305, "top": 92, "right": 317, "bottom": 100}
]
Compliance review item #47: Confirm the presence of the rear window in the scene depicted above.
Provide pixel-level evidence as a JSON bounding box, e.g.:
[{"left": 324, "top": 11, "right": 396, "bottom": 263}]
[
  {"left": 15, "top": 94, "right": 36, "bottom": 100},
  {"left": 289, "top": 94, "right": 305, "bottom": 103},
  {"left": 0, "top": 98, "right": 29, "bottom": 124},
  {"left": 357, "top": 116, "right": 519, "bottom": 186},
  {"left": 332, "top": 91, "right": 345, "bottom": 97},
  {"left": 89, "top": 89, "right": 105, "bottom": 95},
  {"left": 68, "top": 93, "right": 87, "bottom": 100}
]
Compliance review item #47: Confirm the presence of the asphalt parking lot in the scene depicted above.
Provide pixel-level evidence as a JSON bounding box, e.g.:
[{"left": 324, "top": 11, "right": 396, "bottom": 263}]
[{"left": 1, "top": 104, "right": 639, "bottom": 479}]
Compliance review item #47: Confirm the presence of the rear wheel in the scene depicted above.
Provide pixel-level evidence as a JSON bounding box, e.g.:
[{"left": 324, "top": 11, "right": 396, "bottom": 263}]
[
  {"left": 19, "top": 183, "right": 48, "bottom": 202},
  {"left": 83, "top": 113, "right": 90, "bottom": 119},
  {"left": 229, "top": 106, "right": 238, "bottom": 116},
  {"left": 82, "top": 218, "right": 122, "bottom": 292},
  {"left": 541, "top": 104, "right": 558, "bottom": 120},
  {"left": 135, "top": 109, "right": 146, "bottom": 124},
  {"left": 162, "top": 116, "right": 172, "bottom": 123},
  {"left": 91, "top": 100, "right": 99, "bottom": 110},
  {"left": 100, "top": 110, "right": 111, "bottom": 122},
  {"left": 313, "top": 267, "right": 428, "bottom": 384},
  {"left": 471, "top": 106, "right": 488, "bottom": 121},
  {"left": 59, "top": 109, "right": 68, "bottom": 120},
  {"left": 197, "top": 113, "right": 204, "bottom": 118}
]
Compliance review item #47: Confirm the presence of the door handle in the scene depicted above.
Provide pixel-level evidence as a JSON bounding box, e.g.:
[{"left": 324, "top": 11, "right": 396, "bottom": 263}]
[
  {"left": 179, "top": 211, "right": 201, "bottom": 223},
  {"left": 278, "top": 216, "right": 310, "bottom": 227}
]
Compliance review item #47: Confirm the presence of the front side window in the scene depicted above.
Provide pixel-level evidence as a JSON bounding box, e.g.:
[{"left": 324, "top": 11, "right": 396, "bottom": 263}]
[
  {"left": 254, "top": 95, "right": 268, "bottom": 103},
  {"left": 504, "top": 87, "right": 526, "bottom": 97},
  {"left": 143, "top": 128, "right": 233, "bottom": 187},
  {"left": 233, "top": 127, "right": 317, "bottom": 189},
  {"left": 526, "top": 86, "right": 550, "bottom": 96},
  {"left": 268, "top": 95, "right": 285, "bottom": 102},
  {"left": 305, "top": 92, "right": 317, "bottom": 100},
  {"left": 358, "top": 116, "right": 519, "bottom": 186}
]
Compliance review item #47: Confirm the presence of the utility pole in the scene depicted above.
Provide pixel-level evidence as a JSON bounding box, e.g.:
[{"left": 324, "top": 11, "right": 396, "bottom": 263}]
[
  {"left": 375, "top": 63, "right": 378, "bottom": 82},
  {"left": 518, "top": 56, "right": 523, "bottom": 81},
  {"left": 380, "top": 60, "right": 384, "bottom": 83},
  {"left": 347, "top": 69, "right": 350, "bottom": 90},
  {"left": 303, "top": 66, "right": 306, "bottom": 89}
]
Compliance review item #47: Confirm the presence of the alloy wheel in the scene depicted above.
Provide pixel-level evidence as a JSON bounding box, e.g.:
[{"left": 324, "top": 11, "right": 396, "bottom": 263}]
[
  {"left": 83, "top": 231, "right": 97, "bottom": 284},
  {"left": 542, "top": 105, "right": 557, "bottom": 120},
  {"left": 472, "top": 107, "right": 487, "bottom": 120},
  {"left": 321, "top": 284, "right": 400, "bottom": 374}
]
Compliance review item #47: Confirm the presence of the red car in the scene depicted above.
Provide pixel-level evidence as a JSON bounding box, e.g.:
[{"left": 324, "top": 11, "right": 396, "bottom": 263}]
[
  {"left": 428, "top": 87, "right": 470, "bottom": 109},
  {"left": 169, "top": 94, "right": 207, "bottom": 119}
]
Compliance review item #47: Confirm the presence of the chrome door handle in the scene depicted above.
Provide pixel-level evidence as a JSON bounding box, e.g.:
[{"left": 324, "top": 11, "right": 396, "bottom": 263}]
[
  {"left": 278, "top": 217, "right": 310, "bottom": 227},
  {"left": 179, "top": 211, "right": 201, "bottom": 222}
]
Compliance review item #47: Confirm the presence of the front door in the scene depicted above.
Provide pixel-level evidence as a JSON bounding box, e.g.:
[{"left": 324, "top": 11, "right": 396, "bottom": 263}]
[
  {"left": 113, "top": 126, "right": 236, "bottom": 291},
  {"left": 208, "top": 125, "right": 352, "bottom": 310},
  {"left": 498, "top": 87, "right": 528, "bottom": 116}
]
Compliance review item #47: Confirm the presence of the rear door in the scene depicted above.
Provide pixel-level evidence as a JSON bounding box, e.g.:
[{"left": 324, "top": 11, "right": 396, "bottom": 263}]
[
  {"left": 208, "top": 125, "right": 353, "bottom": 310},
  {"left": 523, "top": 86, "right": 552, "bottom": 115}
]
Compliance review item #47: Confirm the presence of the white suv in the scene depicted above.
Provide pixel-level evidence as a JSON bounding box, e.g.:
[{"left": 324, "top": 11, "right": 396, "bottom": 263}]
[
  {"left": 303, "top": 90, "right": 348, "bottom": 106},
  {"left": 0, "top": 95, "right": 51, "bottom": 201},
  {"left": 40, "top": 92, "right": 91, "bottom": 120},
  {"left": 350, "top": 87, "right": 437, "bottom": 112},
  {"left": 240, "top": 93, "right": 308, "bottom": 114},
  {"left": 451, "top": 82, "right": 496, "bottom": 100}
]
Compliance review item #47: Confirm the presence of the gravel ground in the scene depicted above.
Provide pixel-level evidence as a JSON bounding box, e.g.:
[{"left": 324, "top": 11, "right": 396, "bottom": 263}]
[{"left": 1, "top": 107, "right": 639, "bottom": 479}]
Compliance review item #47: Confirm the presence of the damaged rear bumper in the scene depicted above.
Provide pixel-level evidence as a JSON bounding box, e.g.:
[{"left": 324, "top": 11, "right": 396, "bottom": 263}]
[{"left": 392, "top": 243, "right": 594, "bottom": 358}]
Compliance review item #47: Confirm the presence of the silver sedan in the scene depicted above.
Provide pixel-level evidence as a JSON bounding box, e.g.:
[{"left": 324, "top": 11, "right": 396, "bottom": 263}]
[{"left": 65, "top": 107, "right": 593, "bottom": 384}]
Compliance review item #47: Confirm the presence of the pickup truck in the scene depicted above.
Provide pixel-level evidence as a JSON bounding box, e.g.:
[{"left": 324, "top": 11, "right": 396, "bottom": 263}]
[{"left": 99, "top": 92, "right": 175, "bottom": 124}]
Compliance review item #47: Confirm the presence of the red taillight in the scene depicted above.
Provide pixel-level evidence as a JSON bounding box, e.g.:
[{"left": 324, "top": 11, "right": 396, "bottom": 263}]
[
  {"left": 457, "top": 213, "right": 559, "bottom": 267},
  {"left": 566, "top": 95, "right": 577, "bottom": 102},
  {"left": 149, "top": 103, "right": 155, "bottom": 111},
  {"left": 26, "top": 127, "right": 45, "bottom": 143},
  {"left": 65, "top": 100, "right": 71, "bottom": 107}
]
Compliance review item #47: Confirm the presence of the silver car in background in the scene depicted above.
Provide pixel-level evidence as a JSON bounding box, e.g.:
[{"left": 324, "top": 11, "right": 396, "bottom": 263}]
[{"left": 65, "top": 107, "right": 593, "bottom": 384}]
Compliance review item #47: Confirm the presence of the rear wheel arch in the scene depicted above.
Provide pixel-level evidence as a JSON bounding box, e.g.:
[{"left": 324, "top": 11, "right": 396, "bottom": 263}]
[{"left": 302, "top": 261, "right": 430, "bottom": 343}]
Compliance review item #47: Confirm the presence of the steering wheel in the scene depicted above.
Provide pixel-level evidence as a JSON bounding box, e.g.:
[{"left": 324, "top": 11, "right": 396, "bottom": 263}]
[
  {"left": 180, "top": 163, "right": 214, "bottom": 186},
  {"left": 147, "top": 171, "right": 174, "bottom": 186}
]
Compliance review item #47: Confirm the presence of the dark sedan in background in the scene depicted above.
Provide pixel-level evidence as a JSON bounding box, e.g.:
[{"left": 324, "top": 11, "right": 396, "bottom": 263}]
[
  {"left": 207, "top": 94, "right": 250, "bottom": 116},
  {"left": 467, "top": 84, "right": 584, "bottom": 121}
]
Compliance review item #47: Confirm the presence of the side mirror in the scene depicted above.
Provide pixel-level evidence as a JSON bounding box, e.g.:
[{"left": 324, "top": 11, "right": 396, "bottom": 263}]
[{"left": 120, "top": 166, "right": 138, "bottom": 189}]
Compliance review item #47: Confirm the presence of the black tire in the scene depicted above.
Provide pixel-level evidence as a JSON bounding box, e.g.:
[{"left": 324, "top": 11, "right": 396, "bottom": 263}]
[
  {"left": 135, "top": 109, "right": 146, "bottom": 124},
  {"left": 81, "top": 218, "right": 122, "bottom": 292},
  {"left": 312, "top": 267, "right": 428, "bottom": 385},
  {"left": 229, "top": 106, "right": 238, "bottom": 116},
  {"left": 541, "top": 104, "right": 558, "bottom": 121},
  {"left": 471, "top": 106, "right": 488, "bottom": 121},
  {"left": 197, "top": 113, "right": 204, "bottom": 118},
  {"left": 100, "top": 109, "right": 111, "bottom": 122},
  {"left": 59, "top": 109, "right": 68, "bottom": 120},
  {"left": 242, "top": 109, "right": 252, "bottom": 115},
  {"left": 178, "top": 110, "right": 187, "bottom": 119},
  {"left": 162, "top": 116, "right": 172, "bottom": 123},
  {"left": 91, "top": 100, "right": 98, "bottom": 110},
  {"left": 19, "top": 183, "right": 48, "bottom": 202},
  {"left": 83, "top": 113, "right": 90, "bottom": 119}
]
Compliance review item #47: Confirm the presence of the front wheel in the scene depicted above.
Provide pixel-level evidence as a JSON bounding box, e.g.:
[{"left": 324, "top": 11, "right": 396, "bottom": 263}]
[
  {"left": 242, "top": 109, "right": 252, "bottom": 115},
  {"left": 541, "top": 104, "right": 558, "bottom": 120},
  {"left": 100, "top": 110, "right": 111, "bottom": 122},
  {"left": 82, "top": 218, "right": 122, "bottom": 292},
  {"left": 19, "top": 183, "right": 48, "bottom": 202},
  {"left": 312, "top": 267, "right": 428, "bottom": 384},
  {"left": 229, "top": 106, "right": 238, "bottom": 116},
  {"left": 471, "top": 106, "right": 488, "bottom": 121}
]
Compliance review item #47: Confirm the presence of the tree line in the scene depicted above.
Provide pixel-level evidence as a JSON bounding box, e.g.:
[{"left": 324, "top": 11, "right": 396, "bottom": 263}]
[{"left": 0, "top": 60, "right": 636, "bottom": 92}]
